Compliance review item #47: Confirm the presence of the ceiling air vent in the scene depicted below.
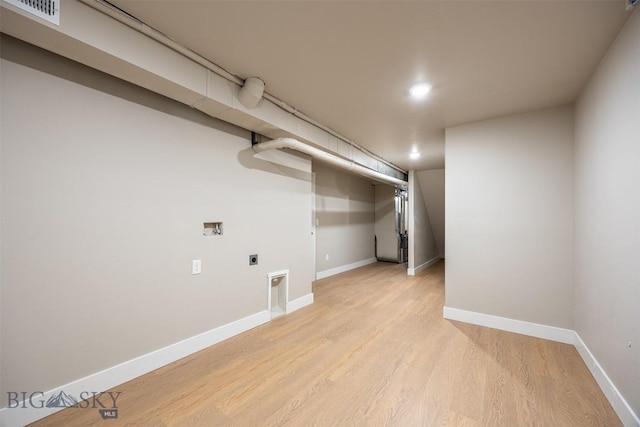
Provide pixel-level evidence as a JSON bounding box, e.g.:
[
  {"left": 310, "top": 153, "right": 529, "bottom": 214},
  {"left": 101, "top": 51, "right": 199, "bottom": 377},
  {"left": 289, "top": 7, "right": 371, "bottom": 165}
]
[{"left": 4, "top": 0, "right": 60, "bottom": 25}]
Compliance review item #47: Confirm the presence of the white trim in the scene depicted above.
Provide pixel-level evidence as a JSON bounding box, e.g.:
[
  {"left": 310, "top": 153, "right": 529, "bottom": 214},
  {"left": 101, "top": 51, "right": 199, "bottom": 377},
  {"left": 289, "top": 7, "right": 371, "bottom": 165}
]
[
  {"left": 573, "top": 333, "right": 640, "bottom": 427},
  {"left": 315, "top": 257, "right": 377, "bottom": 280},
  {"left": 0, "top": 310, "right": 270, "bottom": 427},
  {"left": 286, "top": 293, "right": 314, "bottom": 314},
  {"left": 442, "top": 306, "right": 639, "bottom": 426},
  {"left": 2, "top": 303, "right": 635, "bottom": 427},
  {"left": 442, "top": 306, "right": 575, "bottom": 344},
  {"left": 267, "top": 270, "right": 289, "bottom": 319},
  {"left": 407, "top": 255, "right": 441, "bottom": 276}
]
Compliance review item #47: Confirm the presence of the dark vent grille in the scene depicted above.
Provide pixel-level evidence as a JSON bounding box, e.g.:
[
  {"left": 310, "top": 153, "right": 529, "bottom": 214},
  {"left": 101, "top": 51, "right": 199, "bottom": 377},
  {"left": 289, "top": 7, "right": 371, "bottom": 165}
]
[
  {"left": 20, "top": 0, "right": 55, "bottom": 16},
  {"left": 5, "top": 0, "right": 59, "bottom": 25}
]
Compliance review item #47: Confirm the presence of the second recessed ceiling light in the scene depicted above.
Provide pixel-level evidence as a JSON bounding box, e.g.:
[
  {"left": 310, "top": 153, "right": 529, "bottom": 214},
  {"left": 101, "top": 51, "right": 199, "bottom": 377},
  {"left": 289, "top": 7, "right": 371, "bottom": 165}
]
[{"left": 410, "top": 83, "right": 432, "bottom": 99}]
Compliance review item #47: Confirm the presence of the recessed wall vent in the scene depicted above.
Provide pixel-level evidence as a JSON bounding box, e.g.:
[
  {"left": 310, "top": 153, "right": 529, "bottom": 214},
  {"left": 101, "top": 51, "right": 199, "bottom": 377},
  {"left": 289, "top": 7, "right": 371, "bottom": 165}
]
[
  {"left": 267, "top": 270, "right": 289, "bottom": 319},
  {"left": 4, "top": 0, "right": 60, "bottom": 25}
]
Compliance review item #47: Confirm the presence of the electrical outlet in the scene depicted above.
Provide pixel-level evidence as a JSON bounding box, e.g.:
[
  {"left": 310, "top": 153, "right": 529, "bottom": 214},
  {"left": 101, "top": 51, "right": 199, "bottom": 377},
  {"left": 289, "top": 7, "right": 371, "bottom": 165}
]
[
  {"left": 249, "top": 254, "right": 258, "bottom": 266},
  {"left": 325, "top": 254, "right": 329, "bottom": 261},
  {"left": 192, "top": 259, "right": 201, "bottom": 275}
]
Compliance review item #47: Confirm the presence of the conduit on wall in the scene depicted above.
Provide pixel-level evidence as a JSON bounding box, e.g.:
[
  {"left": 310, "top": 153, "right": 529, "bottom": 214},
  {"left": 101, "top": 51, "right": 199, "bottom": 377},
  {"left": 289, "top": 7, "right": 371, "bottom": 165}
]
[
  {"left": 253, "top": 138, "right": 409, "bottom": 188},
  {"left": 77, "top": 0, "right": 407, "bottom": 181}
]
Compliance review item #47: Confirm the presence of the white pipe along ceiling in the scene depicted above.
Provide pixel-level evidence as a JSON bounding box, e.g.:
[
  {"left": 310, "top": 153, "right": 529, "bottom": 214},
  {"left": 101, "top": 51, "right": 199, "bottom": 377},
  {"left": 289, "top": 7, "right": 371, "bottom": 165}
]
[
  {"left": 253, "top": 138, "right": 409, "bottom": 187},
  {"left": 76, "top": 0, "right": 407, "bottom": 182},
  {"left": 1, "top": 0, "right": 407, "bottom": 184}
]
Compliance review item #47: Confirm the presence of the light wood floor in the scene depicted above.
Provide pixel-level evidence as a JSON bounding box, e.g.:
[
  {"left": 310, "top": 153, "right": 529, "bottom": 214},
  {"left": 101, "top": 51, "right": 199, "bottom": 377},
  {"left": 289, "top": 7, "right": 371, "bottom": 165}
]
[{"left": 31, "top": 261, "right": 620, "bottom": 426}]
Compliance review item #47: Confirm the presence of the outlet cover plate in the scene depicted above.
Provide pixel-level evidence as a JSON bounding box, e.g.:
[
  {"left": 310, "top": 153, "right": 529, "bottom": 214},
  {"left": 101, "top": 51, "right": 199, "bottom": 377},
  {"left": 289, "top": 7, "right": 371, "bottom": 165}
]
[{"left": 192, "top": 259, "right": 202, "bottom": 275}]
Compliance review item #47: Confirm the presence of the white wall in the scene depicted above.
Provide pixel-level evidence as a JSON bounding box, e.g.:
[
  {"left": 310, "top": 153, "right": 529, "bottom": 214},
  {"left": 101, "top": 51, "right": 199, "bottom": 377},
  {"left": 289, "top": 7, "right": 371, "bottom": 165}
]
[
  {"left": 408, "top": 171, "right": 440, "bottom": 274},
  {"left": 0, "top": 36, "right": 314, "bottom": 399},
  {"left": 445, "top": 105, "right": 574, "bottom": 328},
  {"left": 416, "top": 169, "right": 445, "bottom": 258},
  {"left": 314, "top": 163, "right": 375, "bottom": 278},
  {"left": 574, "top": 10, "right": 640, "bottom": 419}
]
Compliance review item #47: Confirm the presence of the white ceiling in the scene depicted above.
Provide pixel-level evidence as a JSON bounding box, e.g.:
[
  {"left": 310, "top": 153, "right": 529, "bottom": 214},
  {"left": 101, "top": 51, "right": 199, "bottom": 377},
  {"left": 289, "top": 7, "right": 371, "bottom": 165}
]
[{"left": 110, "top": 0, "right": 630, "bottom": 171}]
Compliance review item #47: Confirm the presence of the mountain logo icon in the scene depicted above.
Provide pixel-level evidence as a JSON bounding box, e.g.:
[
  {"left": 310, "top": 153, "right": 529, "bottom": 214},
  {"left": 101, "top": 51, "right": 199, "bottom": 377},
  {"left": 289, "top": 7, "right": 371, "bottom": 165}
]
[{"left": 45, "top": 391, "right": 79, "bottom": 408}]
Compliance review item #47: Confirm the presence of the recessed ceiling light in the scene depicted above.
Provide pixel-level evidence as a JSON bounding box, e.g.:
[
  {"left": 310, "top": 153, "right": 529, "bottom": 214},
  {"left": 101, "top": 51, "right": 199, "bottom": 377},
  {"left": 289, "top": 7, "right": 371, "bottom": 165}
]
[
  {"left": 410, "top": 83, "right": 432, "bottom": 99},
  {"left": 409, "top": 152, "right": 421, "bottom": 159}
]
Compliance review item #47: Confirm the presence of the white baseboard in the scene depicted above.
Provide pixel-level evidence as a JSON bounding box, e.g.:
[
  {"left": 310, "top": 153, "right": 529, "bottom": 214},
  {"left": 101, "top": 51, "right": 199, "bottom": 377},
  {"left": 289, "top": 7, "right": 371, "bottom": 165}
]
[
  {"left": 316, "top": 257, "right": 377, "bottom": 280},
  {"left": 443, "top": 306, "right": 575, "bottom": 344},
  {"left": 443, "top": 306, "right": 639, "bottom": 426},
  {"left": 407, "top": 255, "right": 441, "bottom": 276},
  {"left": 5, "top": 302, "right": 635, "bottom": 426},
  {"left": 0, "top": 310, "right": 271, "bottom": 427},
  {"left": 286, "top": 293, "right": 314, "bottom": 314},
  {"left": 573, "top": 333, "right": 640, "bottom": 426}
]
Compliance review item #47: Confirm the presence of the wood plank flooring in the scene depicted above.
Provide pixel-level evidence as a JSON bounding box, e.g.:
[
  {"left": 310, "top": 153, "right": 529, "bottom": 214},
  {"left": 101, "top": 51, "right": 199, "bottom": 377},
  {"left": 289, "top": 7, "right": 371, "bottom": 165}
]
[{"left": 30, "top": 261, "right": 621, "bottom": 426}]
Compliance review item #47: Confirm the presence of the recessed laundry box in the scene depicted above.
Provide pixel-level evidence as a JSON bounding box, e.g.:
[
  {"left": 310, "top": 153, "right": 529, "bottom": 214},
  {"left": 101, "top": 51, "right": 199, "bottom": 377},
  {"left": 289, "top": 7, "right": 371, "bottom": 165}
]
[{"left": 267, "top": 270, "right": 289, "bottom": 319}]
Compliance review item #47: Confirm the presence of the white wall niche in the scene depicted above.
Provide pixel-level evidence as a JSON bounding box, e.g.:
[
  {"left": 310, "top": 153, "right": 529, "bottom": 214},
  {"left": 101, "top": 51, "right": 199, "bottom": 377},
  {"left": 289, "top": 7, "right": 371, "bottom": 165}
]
[{"left": 267, "top": 270, "right": 289, "bottom": 319}]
